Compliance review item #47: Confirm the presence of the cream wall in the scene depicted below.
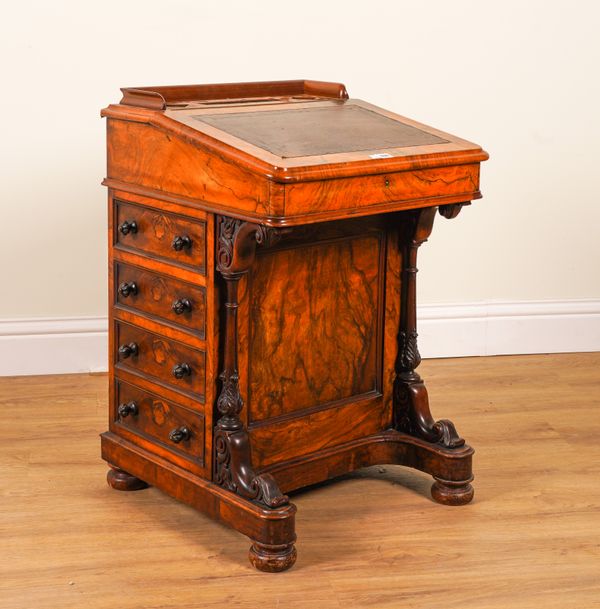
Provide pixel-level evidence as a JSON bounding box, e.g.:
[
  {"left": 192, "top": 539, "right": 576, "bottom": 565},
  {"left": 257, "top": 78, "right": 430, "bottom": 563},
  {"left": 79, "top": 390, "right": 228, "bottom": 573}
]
[{"left": 1, "top": 0, "right": 599, "bottom": 363}]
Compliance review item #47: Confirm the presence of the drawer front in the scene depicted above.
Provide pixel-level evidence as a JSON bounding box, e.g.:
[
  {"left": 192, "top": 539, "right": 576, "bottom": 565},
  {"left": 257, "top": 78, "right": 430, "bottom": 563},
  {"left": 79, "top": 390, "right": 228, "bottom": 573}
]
[
  {"left": 115, "top": 262, "right": 205, "bottom": 337},
  {"left": 115, "top": 199, "right": 206, "bottom": 272},
  {"left": 115, "top": 380, "right": 204, "bottom": 465},
  {"left": 115, "top": 321, "right": 206, "bottom": 399}
]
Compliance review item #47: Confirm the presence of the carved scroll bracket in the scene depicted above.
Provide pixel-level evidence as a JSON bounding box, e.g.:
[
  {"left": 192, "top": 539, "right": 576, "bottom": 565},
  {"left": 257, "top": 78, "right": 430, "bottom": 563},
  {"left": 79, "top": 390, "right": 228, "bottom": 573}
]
[
  {"left": 439, "top": 202, "right": 471, "bottom": 220},
  {"left": 214, "top": 427, "right": 289, "bottom": 508},
  {"left": 214, "top": 216, "right": 290, "bottom": 508},
  {"left": 393, "top": 207, "right": 465, "bottom": 449},
  {"left": 217, "top": 218, "right": 287, "bottom": 278}
]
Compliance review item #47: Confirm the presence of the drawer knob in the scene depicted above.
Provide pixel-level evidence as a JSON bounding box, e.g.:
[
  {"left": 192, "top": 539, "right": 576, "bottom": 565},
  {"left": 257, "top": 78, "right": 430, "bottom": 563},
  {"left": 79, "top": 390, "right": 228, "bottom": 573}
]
[
  {"left": 118, "top": 342, "right": 139, "bottom": 359},
  {"left": 119, "top": 220, "right": 138, "bottom": 235},
  {"left": 117, "top": 401, "right": 138, "bottom": 418},
  {"left": 169, "top": 426, "right": 191, "bottom": 443},
  {"left": 172, "top": 235, "right": 192, "bottom": 251},
  {"left": 172, "top": 298, "right": 192, "bottom": 315},
  {"left": 118, "top": 282, "right": 138, "bottom": 297},
  {"left": 172, "top": 363, "right": 192, "bottom": 379}
]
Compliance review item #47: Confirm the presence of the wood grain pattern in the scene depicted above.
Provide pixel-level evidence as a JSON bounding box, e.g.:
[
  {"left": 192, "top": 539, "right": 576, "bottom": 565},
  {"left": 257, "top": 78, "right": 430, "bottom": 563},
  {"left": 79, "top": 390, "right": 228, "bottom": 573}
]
[
  {"left": 120, "top": 79, "right": 348, "bottom": 109},
  {"left": 108, "top": 190, "right": 218, "bottom": 479},
  {"left": 106, "top": 120, "right": 271, "bottom": 216},
  {"left": 383, "top": 225, "right": 402, "bottom": 420},
  {"left": 3, "top": 354, "right": 599, "bottom": 608},
  {"left": 249, "top": 395, "right": 390, "bottom": 469},
  {"left": 115, "top": 199, "right": 206, "bottom": 272},
  {"left": 115, "top": 261, "right": 206, "bottom": 337},
  {"left": 283, "top": 163, "right": 481, "bottom": 216},
  {"left": 102, "top": 82, "right": 488, "bottom": 227},
  {"left": 113, "top": 379, "right": 204, "bottom": 468},
  {"left": 114, "top": 320, "right": 206, "bottom": 400},
  {"left": 248, "top": 234, "right": 382, "bottom": 423}
]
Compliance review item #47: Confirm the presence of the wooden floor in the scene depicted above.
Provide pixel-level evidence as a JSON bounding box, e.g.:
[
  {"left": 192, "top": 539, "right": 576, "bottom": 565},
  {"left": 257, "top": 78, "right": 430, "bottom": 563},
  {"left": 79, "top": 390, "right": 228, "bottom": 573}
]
[{"left": 1, "top": 353, "right": 599, "bottom": 609}]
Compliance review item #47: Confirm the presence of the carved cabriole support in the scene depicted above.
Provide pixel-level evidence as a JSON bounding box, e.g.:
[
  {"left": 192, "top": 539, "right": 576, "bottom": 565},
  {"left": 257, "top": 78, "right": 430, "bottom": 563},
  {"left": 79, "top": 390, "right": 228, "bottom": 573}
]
[
  {"left": 393, "top": 206, "right": 465, "bottom": 449},
  {"left": 214, "top": 216, "right": 290, "bottom": 509}
]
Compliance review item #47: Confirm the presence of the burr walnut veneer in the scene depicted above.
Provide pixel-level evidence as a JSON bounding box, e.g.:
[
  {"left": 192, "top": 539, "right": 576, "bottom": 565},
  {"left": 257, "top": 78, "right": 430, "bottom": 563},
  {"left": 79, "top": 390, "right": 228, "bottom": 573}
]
[{"left": 100, "top": 79, "right": 488, "bottom": 572}]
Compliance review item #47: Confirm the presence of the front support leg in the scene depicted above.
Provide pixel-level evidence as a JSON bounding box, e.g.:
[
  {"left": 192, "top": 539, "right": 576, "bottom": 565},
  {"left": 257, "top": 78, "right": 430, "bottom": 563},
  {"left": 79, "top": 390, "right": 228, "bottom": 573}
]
[
  {"left": 393, "top": 206, "right": 474, "bottom": 505},
  {"left": 215, "top": 217, "right": 296, "bottom": 570}
]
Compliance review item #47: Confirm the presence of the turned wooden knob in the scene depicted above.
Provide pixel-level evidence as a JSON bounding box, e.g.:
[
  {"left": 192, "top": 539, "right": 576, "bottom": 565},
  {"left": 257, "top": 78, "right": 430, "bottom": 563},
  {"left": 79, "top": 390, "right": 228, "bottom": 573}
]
[
  {"left": 169, "top": 426, "right": 191, "bottom": 443},
  {"left": 172, "top": 363, "right": 191, "bottom": 379},
  {"left": 118, "top": 342, "right": 138, "bottom": 359},
  {"left": 172, "top": 298, "right": 192, "bottom": 315},
  {"left": 118, "top": 282, "right": 138, "bottom": 297},
  {"left": 117, "top": 401, "right": 138, "bottom": 418},
  {"left": 172, "top": 235, "right": 192, "bottom": 251},
  {"left": 119, "top": 220, "right": 138, "bottom": 235}
]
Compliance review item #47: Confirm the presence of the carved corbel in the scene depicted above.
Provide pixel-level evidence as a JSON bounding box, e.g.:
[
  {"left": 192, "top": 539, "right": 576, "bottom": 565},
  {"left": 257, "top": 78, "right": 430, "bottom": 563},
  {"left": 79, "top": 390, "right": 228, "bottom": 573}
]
[
  {"left": 393, "top": 207, "right": 465, "bottom": 449},
  {"left": 214, "top": 216, "right": 290, "bottom": 508},
  {"left": 438, "top": 202, "right": 471, "bottom": 219}
]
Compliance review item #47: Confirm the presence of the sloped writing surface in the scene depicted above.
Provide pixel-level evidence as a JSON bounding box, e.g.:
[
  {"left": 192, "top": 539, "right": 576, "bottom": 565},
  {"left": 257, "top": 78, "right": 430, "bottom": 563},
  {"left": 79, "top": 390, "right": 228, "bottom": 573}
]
[{"left": 194, "top": 104, "right": 447, "bottom": 159}]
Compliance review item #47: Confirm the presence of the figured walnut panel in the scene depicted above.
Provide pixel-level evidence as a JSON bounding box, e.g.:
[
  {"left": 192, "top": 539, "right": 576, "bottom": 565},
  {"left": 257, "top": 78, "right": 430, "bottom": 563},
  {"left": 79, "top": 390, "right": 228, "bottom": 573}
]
[
  {"left": 115, "top": 199, "right": 206, "bottom": 272},
  {"left": 115, "top": 262, "right": 206, "bottom": 337},
  {"left": 196, "top": 105, "right": 446, "bottom": 158},
  {"left": 250, "top": 395, "right": 388, "bottom": 469},
  {"left": 247, "top": 234, "right": 383, "bottom": 424},
  {"left": 383, "top": 226, "right": 402, "bottom": 420},
  {"left": 107, "top": 120, "right": 271, "bottom": 215},
  {"left": 114, "top": 321, "right": 206, "bottom": 400},
  {"left": 114, "top": 380, "right": 204, "bottom": 468},
  {"left": 284, "top": 164, "right": 481, "bottom": 216}
]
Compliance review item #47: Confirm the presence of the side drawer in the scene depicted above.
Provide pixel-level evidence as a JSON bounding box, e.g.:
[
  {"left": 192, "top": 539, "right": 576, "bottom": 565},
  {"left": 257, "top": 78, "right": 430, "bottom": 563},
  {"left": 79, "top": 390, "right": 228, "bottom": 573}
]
[
  {"left": 115, "top": 262, "right": 206, "bottom": 337},
  {"left": 115, "top": 199, "right": 206, "bottom": 272},
  {"left": 115, "top": 320, "right": 206, "bottom": 400},
  {"left": 114, "top": 380, "right": 204, "bottom": 466}
]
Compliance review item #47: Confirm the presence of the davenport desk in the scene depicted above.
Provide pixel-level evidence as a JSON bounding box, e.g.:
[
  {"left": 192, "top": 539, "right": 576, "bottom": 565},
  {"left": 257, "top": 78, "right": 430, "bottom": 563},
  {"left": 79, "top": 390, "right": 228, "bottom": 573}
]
[{"left": 100, "top": 80, "right": 488, "bottom": 572}]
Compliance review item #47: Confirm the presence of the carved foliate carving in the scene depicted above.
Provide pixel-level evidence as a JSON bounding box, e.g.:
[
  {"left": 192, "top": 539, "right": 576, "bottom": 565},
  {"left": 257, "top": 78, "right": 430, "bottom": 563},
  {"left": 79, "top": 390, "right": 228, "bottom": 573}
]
[
  {"left": 255, "top": 225, "right": 285, "bottom": 248},
  {"left": 216, "top": 217, "right": 242, "bottom": 272},
  {"left": 216, "top": 371, "right": 243, "bottom": 431},
  {"left": 396, "top": 330, "right": 421, "bottom": 372},
  {"left": 216, "top": 216, "right": 289, "bottom": 276}
]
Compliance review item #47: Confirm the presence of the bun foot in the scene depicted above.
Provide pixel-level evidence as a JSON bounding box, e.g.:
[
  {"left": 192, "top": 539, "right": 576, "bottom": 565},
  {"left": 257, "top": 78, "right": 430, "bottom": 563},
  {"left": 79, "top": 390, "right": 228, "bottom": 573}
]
[
  {"left": 431, "top": 476, "right": 474, "bottom": 506},
  {"left": 107, "top": 466, "right": 149, "bottom": 491},
  {"left": 248, "top": 541, "right": 297, "bottom": 573}
]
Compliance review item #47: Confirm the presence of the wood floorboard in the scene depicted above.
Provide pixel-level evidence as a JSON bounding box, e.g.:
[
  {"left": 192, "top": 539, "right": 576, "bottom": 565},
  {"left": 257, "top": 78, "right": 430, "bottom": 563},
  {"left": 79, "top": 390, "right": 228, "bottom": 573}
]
[{"left": 1, "top": 353, "right": 599, "bottom": 608}]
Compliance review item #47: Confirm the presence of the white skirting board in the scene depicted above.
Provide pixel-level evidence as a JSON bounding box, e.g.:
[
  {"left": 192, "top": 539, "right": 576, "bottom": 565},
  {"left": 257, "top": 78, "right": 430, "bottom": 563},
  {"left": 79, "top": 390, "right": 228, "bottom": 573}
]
[{"left": 1, "top": 300, "right": 599, "bottom": 376}]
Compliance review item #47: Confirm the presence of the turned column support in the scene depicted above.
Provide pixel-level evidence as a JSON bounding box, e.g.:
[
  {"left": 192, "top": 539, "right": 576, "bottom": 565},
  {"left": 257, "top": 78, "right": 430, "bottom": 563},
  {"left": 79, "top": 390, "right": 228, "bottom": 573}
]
[
  {"left": 393, "top": 206, "right": 467, "bottom": 449},
  {"left": 214, "top": 216, "right": 291, "bottom": 509}
]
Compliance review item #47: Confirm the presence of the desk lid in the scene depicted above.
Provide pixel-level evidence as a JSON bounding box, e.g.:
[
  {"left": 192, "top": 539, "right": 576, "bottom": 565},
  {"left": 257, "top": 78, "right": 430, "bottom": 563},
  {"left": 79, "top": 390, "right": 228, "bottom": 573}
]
[{"left": 102, "top": 80, "right": 488, "bottom": 183}]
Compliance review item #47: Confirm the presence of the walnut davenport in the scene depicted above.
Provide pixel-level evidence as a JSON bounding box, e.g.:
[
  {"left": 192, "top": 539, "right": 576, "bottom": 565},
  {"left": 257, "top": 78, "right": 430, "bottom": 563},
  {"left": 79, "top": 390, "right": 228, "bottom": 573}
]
[{"left": 100, "top": 79, "right": 488, "bottom": 572}]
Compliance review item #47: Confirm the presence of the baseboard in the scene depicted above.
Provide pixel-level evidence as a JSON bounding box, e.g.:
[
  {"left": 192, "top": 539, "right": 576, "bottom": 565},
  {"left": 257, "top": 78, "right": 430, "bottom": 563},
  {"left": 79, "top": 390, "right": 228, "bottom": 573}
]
[
  {"left": 1, "top": 300, "right": 599, "bottom": 376},
  {"left": 418, "top": 300, "right": 600, "bottom": 358},
  {"left": 0, "top": 317, "right": 107, "bottom": 377}
]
